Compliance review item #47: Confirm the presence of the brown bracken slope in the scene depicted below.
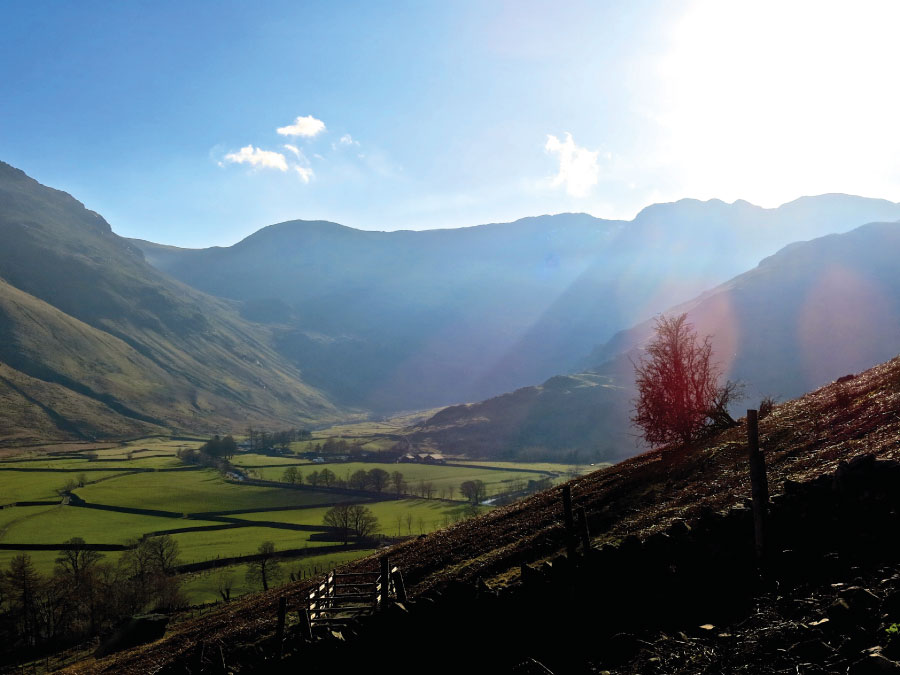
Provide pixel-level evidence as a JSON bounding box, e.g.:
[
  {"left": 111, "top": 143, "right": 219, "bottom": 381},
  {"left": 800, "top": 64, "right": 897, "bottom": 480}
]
[{"left": 68, "top": 354, "right": 900, "bottom": 674}]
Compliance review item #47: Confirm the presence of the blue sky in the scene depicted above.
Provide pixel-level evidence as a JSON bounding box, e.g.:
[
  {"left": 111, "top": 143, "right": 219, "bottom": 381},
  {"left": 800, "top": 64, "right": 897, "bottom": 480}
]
[{"left": 3, "top": 1, "right": 899, "bottom": 247}]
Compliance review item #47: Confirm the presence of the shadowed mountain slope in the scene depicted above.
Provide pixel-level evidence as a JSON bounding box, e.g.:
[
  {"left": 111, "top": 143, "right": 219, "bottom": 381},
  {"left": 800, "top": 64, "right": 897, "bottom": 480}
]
[
  {"left": 132, "top": 194, "right": 900, "bottom": 412},
  {"left": 410, "top": 220, "right": 900, "bottom": 461},
  {"left": 71, "top": 351, "right": 900, "bottom": 674},
  {"left": 0, "top": 162, "right": 342, "bottom": 444}
]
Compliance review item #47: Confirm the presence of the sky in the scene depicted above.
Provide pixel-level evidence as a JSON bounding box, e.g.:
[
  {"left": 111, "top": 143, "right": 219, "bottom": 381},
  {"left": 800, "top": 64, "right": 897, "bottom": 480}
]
[{"left": 2, "top": 0, "right": 900, "bottom": 247}]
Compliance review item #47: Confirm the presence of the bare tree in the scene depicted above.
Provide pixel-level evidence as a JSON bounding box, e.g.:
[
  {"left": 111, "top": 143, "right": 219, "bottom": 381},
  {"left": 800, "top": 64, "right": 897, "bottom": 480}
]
[
  {"left": 349, "top": 470, "right": 369, "bottom": 490},
  {"left": 216, "top": 569, "right": 235, "bottom": 602},
  {"left": 143, "top": 535, "right": 181, "bottom": 575},
  {"left": 245, "top": 542, "right": 282, "bottom": 591},
  {"left": 631, "top": 313, "right": 741, "bottom": 447},
  {"left": 348, "top": 504, "right": 379, "bottom": 539},
  {"left": 323, "top": 504, "right": 354, "bottom": 544},
  {"left": 367, "top": 468, "right": 390, "bottom": 493},
  {"left": 323, "top": 504, "right": 378, "bottom": 542},
  {"left": 391, "top": 470, "right": 407, "bottom": 496},
  {"left": 55, "top": 538, "right": 103, "bottom": 580}
]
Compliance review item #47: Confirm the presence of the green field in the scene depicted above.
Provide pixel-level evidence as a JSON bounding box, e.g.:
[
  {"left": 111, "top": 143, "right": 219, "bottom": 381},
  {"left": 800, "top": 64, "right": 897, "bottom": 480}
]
[
  {"left": 0, "top": 435, "right": 580, "bottom": 607},
  {"left": 0, "top": 505, "right": 220, "bottom": 544},
  {"left": 460, "top": 460, "right": 602, "bottom": 474},
  {"left": 296, "top": 461, "right": 551, "bottom": 496},
  {"left": 0, "top": 469, "right": 137, "bottom": 503},
  {"left": 0, "top": 504, "right": 56, "bottom": 533},
  {"left": 88, "top": 438, "right": 202, "bottom": 460},
  {"left": 236, "top": 498, "right": 487, "bottom": 535},
  {"left": 171, "top": 527, "right": 340, "bottom": 565},
  {"left": 74, "top": 469, "right": 350, "bottom": 514},
  {"left": 246, "top": 461, "right": 552, "bottom": 496},
  {"left": 231, "top": 453, "right": 312, "bottom": 467},
  {"left": 179, "top": 548, "right": 376, "bottom": 604},
  {"left": 0, "top": 455, "right": 184, "bottom": 470}
]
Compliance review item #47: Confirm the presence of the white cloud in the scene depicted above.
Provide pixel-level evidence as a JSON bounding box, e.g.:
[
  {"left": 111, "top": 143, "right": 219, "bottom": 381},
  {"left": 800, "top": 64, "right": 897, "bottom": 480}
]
[
  {"left": 222, "top": 145, "right": 288, "bottom": 171},
  {"left": 545, "top": 133, "right": 600, "bottom": 197},
  {"left": 294, "top": 166, "right": 314, "bottom": 183},
  {"left": 283, "top": 144, "right": 303, "bottom": 158},
  {"left": 339, "top": 134, "right": 358, "bottom": 146},
  {"left": 277, "top": 115, "right": 326, "bottom": 138}
]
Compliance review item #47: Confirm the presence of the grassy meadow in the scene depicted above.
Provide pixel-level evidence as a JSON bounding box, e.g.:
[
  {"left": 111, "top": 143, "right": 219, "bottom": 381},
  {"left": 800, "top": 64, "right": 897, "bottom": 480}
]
[
  {"left": 75, "top": 469, "right": 345, "bottom": 514},
  {"left": 0, "top": 434, "right": 585, "bottom": 603}
]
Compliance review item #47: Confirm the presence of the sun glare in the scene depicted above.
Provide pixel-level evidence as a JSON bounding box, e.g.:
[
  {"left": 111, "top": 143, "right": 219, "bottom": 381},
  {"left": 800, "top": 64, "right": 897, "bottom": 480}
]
[{"left": 657, "top": 0, "right": 900, "bottom": 206}]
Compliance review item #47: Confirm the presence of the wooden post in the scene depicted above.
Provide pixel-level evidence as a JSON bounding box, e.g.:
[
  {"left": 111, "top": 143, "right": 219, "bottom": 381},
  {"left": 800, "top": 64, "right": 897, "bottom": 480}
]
[
  {"left": 299, "top": 608, "right": 312, "bottom": 641},
  {"left": 562, "top": 485, "right": 576, "bottom": 558},
  {"left": 576, "top": 506, "right": 591, "bottom": 554},
  {"left": 391, "top": 568, "right": 407, "bottom": 603},
  {"left": 747, "top": 409, "right": 769, "bottom": 567},
  {"left": 380, "top": 555, "right": 390, "bottom": 609},
  {"left": 275, "top": 596, "right": 286, "bottom": 659}
]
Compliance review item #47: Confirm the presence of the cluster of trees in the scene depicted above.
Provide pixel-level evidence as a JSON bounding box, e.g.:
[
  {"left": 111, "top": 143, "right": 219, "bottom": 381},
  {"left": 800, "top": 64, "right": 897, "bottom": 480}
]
[
  {"left": 322, "top": 504, "right": 380, "bottom": 544},
  {"left": 281, "top": 466, "right": 400, "bottom": 494},
  {"left": 307, "top": 437, "right": 407, "bottom": 462},
  {"left": 0, "top": 535, "right": 182, "bottom": 656},
  {"left": 246, "top": 428, "right": 311, "bottom": 453},
  {"left": 177, "top": 435, "right": 238, "bottom": 470},
  {"left": 460, "top": 479, "right": 488, "bottom": 504},
  {"left": 199, "top": 435, "right": 238, "bottom": 460},
  {"left": 279, "top": 467, "right": 508, "bottom": 506}
]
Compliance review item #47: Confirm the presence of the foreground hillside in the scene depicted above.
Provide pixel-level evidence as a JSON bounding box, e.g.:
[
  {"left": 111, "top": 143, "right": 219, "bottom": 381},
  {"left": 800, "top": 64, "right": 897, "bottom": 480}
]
[
  {"left": 72, "top": 353, "right": 900, "bottom": 673},
  {"left": 412, "top": 219, "right": 900, "bottom": 462},
  {"left": 0, "top": 162, "right": 343, "bottom": 443},
  {"left": 133, "top": 195, "right": 900, "bottom": 412}
]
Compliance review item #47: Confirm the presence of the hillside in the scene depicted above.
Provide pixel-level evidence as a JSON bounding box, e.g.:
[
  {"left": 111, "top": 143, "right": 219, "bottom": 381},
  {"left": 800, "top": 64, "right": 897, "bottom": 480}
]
[
  {"left": 131, "top": 195, "right": 900, "bottom": 413},
  {"left": 411, "top": 220, "right": 900, "bottom": 461},
  {"left": 71, "top": 352, "right": 900, "bottom": 674},
  {"left": 588, "top": 220, "right": 900, "bottom": 402},
  {"left": 0, "top": 162, "right": 343, "bottom": 444},
  {"left": 405, "top": 372, "right": 634, "bottom": 463}
]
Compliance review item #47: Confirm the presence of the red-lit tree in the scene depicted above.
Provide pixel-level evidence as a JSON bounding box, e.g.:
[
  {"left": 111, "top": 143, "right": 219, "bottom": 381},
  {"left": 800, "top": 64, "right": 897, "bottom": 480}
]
[{"left": 631, "top": 313, "right": 739, "bottom": 447}]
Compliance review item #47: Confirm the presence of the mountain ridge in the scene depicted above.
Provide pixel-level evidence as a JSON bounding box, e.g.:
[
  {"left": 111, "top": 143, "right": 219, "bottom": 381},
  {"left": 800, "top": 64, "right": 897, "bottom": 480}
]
[{"left": 131, "top": 194, "right": 900, "bottom": 413}]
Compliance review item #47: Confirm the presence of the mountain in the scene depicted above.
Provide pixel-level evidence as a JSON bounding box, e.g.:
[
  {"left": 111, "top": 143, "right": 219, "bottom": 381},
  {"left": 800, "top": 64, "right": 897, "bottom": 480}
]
[
  {"left": 589, "top": 220, "right": 900, "bottom": 400},
  {"left": 410, "top": 220, "right": 900, "bottom": 461},
  {"left": 0, "top": 162, "right": 342, "bottom": 444},
  {"left": 132, "top": 194, "right": 900, "bottom": 413}
]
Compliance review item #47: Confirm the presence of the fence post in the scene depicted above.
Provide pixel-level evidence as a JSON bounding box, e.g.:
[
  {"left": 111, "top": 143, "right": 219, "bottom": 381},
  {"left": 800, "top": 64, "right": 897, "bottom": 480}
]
[
  {"left": 576, "top": 506, "right": 591, "bottom": 554},
  {"left": 276, "top": 596, "right": 286, "bottom": 659},
  {"left": 380, "top": 555, "right": 390, "bottom": 609},
  {"left": 391, "top": 568, "right": 407, "bottom": 603},
  {"left": 747, "top": 409, "right": 770, "bottom": 568},
  {"left": 562, "top": 485, "right": 576, "bottom": 558},
  {"left": 299, "top": 607, "right": 312, "bottom": 641}
]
